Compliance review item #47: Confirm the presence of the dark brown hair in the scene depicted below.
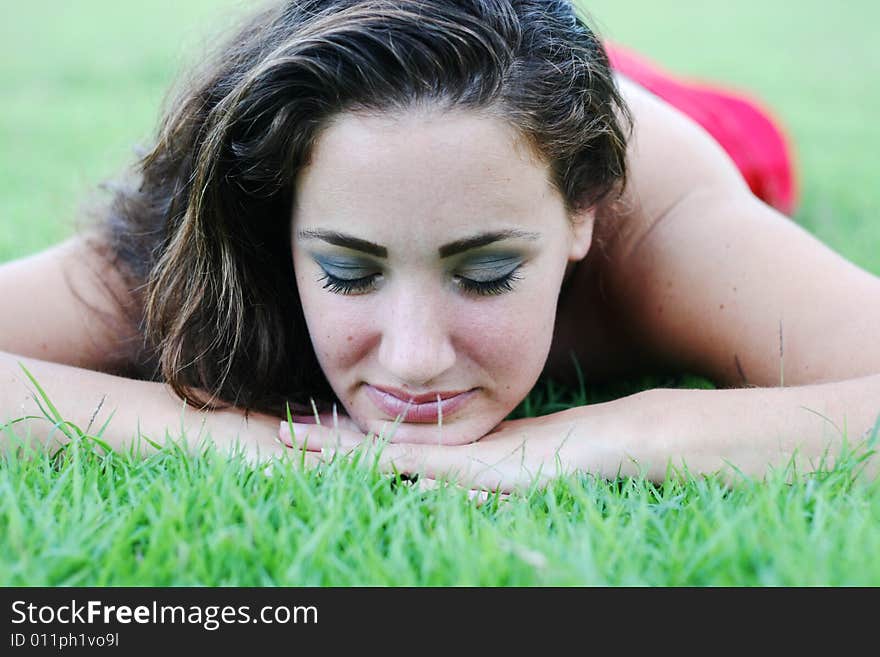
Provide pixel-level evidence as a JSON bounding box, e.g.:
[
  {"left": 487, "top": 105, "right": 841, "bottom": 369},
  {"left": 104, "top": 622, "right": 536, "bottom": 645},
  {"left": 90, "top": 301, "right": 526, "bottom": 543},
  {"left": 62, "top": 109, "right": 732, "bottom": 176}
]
[{"left": 99, "top": 0, "right": 632, "bottom": 415}]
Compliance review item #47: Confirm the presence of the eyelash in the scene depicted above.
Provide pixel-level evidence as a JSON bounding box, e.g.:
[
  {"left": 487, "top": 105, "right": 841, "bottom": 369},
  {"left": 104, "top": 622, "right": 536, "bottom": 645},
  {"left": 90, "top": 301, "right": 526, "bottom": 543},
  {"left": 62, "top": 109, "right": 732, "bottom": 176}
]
[{"left": 317, "top": 268, "right": 523, "bottom": 297}]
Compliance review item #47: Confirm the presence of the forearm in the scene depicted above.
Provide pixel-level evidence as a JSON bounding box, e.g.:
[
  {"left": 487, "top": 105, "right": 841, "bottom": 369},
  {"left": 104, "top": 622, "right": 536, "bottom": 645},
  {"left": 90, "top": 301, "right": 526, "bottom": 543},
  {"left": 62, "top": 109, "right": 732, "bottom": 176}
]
[
  {"left": 0, "top": 351, "right": 274, "bottom": 459},
  {"left": 612, "top": 374, "right": 880, "bottom": 482}
]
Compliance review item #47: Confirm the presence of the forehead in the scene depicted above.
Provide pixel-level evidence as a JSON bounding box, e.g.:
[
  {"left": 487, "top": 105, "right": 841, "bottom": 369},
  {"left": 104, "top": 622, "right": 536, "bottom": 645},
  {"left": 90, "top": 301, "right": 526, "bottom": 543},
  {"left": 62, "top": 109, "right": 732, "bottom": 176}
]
[{"left": 292, "top": 108, "right": 563, "bottom": 237}]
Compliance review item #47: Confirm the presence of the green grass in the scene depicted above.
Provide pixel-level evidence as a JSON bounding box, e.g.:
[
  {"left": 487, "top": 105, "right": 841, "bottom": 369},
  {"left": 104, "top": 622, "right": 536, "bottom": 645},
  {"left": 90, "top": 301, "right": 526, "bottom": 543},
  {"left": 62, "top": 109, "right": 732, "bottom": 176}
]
[
  {"left": 3, "top": 363, "right": 879, "bottom": 586},
  {"left": 3, "top": 0, "right": 880, "bottom": 586},
  {"left": 4, "top": 397, "right": 879, "bottom": 586}
]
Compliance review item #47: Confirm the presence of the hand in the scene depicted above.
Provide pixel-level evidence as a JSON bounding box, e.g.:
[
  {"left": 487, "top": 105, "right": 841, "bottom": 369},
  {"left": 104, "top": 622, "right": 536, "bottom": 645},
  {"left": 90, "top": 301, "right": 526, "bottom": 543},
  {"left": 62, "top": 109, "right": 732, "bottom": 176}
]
[
  {"left": 286, "top": 406, "right": 365, "bottom": 433},
  {"left": 279, "top": 405, "right": 620, "bottom": 494},
  {"left": 279, "top": 407, "right": 506, "bottom": 502},
  {"left": 188, "top": 406, "right": 315, "bottom": 468}
]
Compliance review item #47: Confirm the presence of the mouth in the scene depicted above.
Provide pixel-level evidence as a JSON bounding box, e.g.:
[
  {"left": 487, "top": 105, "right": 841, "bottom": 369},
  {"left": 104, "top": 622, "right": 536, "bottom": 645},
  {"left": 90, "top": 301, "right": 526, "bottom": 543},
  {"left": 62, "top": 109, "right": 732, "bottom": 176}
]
[{"left": 364, "top": 384, "right": 478, "bottom": 423}]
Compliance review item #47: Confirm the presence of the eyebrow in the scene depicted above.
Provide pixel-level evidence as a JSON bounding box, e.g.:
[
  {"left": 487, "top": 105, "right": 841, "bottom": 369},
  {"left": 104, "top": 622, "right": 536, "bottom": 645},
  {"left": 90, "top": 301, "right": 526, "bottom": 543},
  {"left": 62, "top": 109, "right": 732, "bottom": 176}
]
[{"left": 296, "top": 228, "right": 540, "bottom": 259}]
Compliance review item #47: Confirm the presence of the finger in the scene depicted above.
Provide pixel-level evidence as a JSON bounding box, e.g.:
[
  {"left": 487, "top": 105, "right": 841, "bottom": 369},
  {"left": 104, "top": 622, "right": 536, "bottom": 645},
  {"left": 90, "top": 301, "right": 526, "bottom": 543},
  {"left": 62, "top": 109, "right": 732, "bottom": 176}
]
[
  {"left": 289, "top": 413, "right": 360, "bottom": 430},
  {"left": 258, "top": 447, "right": 325, "bottom": 475},
  {"left": 404, "top": 476, "right": 511, "bottom": 505},
  {"left": 467, "top": 487, "right": 512, "bottom": 504},
  {"left": 287, "top": 404, "right": 361, "bottom": 433},
  {"left": 279, "top": 421, "right": 364, "bottom": 450},
  {"left": 282, "top": 430, "right": 518, "bottom": 500},
  {"left": 328, "top": 439, "right": 517, "bottom": 492},
  {"left": 282, "top": 428, "right": 512, "bottom": 493},
  {"left": 286, "top": 446, "right": 327, "bottom": 465},
  {"left": 282, "top": 426, "right": 535, "bottom": 494},
  {"left": 288, "top": 414, "right": 321, "bottom": 424},
  {"left": 373, "top": 438, "right": 565, "bottom": 494}
]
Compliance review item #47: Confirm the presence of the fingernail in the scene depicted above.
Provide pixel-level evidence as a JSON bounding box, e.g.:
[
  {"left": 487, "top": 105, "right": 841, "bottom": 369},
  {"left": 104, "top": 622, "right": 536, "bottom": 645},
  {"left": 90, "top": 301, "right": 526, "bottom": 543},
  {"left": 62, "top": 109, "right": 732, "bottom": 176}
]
[{"left": 278, "top": 421, "right": 294, "bottom": 447}]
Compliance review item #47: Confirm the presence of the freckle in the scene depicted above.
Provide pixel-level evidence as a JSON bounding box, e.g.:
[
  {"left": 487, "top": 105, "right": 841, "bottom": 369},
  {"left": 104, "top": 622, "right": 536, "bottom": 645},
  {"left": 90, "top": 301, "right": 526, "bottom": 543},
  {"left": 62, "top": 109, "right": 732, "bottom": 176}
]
[
  {"left": 666, "top": 280, "right": 672, "bottom": 289},
  {"left": 732, "top": 287, "right": 738, "bottom": 293},
  {"left": 657, "top": 304, "right": 664, "bottom": 314},
  {"left": 719, "top": 304, "right": 725, "bottom": 310},
  {"left": 346, "top": 335, "right": 353, "bottom": 342}
]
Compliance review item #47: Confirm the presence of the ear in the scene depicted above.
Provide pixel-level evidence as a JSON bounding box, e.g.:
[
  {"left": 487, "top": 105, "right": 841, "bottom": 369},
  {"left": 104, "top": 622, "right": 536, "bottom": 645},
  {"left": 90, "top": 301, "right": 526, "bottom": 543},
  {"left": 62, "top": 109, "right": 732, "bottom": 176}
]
[{"left": 567, "top": 206, "right": 595, "bottom": 262}]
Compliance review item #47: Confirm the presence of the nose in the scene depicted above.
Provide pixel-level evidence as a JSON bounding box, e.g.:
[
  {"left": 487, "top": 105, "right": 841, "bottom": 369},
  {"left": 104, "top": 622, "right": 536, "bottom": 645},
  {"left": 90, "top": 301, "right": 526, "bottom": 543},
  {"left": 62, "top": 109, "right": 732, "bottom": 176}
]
[{"left": 376, "top": 284, "right": 457, "bottom": 387}]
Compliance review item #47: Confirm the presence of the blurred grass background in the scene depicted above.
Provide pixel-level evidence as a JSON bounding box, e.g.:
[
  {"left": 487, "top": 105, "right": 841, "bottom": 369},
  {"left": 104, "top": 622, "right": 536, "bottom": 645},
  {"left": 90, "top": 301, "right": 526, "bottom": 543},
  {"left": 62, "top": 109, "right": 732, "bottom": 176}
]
[{"left": 1, "top": 0, "right": 878, "bottom": 270}]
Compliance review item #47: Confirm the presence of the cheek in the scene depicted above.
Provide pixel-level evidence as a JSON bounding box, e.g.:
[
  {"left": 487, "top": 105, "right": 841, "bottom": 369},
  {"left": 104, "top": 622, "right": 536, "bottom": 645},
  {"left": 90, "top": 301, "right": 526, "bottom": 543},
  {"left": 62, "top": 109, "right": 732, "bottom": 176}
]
[
  {"left": 294, "top": 266, "right": 374, "bottom": 374},
  {"left": 451, "top": 284, "right": 560, "bottom": 388},
  {"left": 301, "top": 297, "right": 375, "bottom": 373}
]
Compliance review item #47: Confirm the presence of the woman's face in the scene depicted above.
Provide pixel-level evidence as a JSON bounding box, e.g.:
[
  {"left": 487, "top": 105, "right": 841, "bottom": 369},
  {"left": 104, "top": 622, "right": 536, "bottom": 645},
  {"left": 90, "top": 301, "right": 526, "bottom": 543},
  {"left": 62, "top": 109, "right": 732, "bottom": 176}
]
[{"left": 290, "top": 108, "right": 593, "bottom": 445}]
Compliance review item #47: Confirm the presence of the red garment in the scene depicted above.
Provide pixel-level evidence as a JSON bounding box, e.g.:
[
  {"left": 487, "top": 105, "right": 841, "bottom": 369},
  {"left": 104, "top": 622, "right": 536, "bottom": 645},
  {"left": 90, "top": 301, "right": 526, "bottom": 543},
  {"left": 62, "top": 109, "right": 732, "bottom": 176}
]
[{"left": 605, "top": 43, "right": 798, "bottom": 216}]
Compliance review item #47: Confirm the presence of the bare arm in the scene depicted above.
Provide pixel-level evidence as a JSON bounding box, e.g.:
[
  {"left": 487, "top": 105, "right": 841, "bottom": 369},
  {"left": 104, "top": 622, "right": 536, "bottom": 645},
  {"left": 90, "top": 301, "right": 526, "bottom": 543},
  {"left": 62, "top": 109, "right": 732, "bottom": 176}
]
[
  {"left": 1, "top": 351, "right": 289, "bottom": 463},
  {"left": 281, "top": 373, "right": 880, "bottom": 490},
  {"left": 626, "top": 375, "right": 880, "bottom": 481},
  {"left": 604, "top": 76, "right": 880, "bottom": 387},
  {"left": 0, "top": 235, "right": 137, "bottom": 373},
  {"left": 0, "top": 237, "right": 292, "bottom": 462},
  {"left": 582, "top": 75, "right": 880, "bottom": 480}
]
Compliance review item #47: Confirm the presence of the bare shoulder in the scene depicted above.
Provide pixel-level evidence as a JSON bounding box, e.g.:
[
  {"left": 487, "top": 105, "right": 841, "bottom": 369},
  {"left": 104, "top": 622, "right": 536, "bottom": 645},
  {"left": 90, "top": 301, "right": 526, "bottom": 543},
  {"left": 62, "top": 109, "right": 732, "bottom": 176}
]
[
  {"left": 0, "top": 233, "right": 142, "bottom": 374},
  {"left": 583, "top": 74, "right": 880, "bottom": 387},
  {"left": 548, "top": 76, "right": 749, "bottom": 384},
  {"left": 594, "top": 74, "right": 751, "bottom": 258}
]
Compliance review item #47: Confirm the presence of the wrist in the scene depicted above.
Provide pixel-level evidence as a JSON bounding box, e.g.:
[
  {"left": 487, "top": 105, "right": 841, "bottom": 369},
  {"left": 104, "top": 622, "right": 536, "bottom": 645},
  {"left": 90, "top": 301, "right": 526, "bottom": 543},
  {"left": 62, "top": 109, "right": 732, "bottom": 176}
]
[{"left": 593, "top": 387, "right": 680, "bottom": 481}]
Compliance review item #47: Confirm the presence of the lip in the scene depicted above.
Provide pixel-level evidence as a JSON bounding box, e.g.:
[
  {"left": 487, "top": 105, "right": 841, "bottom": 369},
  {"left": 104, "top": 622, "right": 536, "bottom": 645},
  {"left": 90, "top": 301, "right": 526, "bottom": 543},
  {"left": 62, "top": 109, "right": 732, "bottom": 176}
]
[{"left": 365, "top": 384, "right": 477, "bottom": 423}]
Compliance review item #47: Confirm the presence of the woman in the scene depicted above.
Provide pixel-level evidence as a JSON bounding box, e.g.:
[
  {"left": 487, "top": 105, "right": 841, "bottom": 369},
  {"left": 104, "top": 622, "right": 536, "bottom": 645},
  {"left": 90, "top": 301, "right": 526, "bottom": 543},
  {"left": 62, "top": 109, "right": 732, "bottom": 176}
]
[{"left": 2, "top": 0, "right": 878, "bottom": 492}]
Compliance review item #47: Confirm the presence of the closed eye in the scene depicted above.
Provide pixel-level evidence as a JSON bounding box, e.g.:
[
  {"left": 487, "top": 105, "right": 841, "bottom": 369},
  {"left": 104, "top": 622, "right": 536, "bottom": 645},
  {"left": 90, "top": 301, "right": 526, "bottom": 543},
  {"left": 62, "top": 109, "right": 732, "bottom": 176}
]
[
  {"left": 316, "top": 265, "right": 524, "bottom": 297},
  {"left": 317, "top": 271, "right": 378, "bottom": 295},
  {"left": 454, "top": 267, "right": 523, "bottom": 296}
]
